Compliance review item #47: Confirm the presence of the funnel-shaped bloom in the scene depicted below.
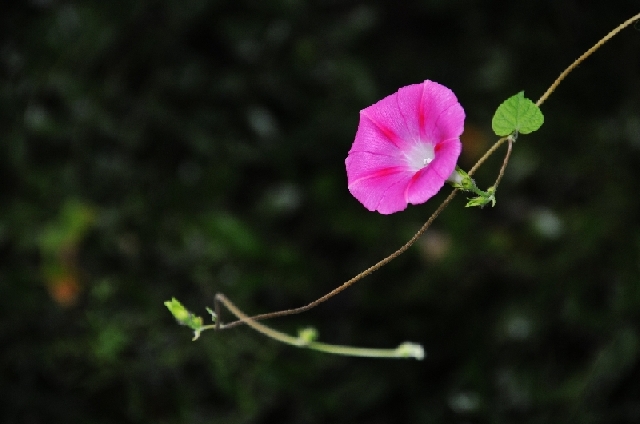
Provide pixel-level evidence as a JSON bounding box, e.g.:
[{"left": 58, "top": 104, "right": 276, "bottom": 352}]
[{"left": 346, "top": 80, "right": 465, "bottom": 214}]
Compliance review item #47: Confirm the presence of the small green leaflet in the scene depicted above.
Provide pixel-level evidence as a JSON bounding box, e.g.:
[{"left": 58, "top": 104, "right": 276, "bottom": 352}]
[
  {"left": 491, "top": 91, "right": 544, "bottom": 136},
  {"left": 164, "top": 297, "right": 204, "bottom": 330}
]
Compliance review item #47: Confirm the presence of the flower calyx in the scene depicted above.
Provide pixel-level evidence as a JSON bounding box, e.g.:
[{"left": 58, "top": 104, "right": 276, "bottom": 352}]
[{"left": 448, "top": 166, "right": 496, "bottom": 208}]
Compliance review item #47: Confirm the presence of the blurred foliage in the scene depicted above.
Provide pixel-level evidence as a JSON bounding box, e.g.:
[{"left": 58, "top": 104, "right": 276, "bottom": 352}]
[{"left": 1, "top": 1, "right": 640, "bottom": 423}]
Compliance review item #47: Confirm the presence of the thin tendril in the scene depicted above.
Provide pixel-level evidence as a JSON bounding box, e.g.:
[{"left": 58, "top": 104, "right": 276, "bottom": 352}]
[
  {"left": 471, "top": 12, "right": 640, "bottom": 178},
  {"left": 208, "top": 294, "right": 424, "bottom": 359},
  {"left": 536, "top": 12, "right": 640, "bottom": 108},
  {"left": 216, "top": 12, "right": 640, "bottom": 331},
  {"left": 214, "top": 294, "right": 302, "bottom": 344},
  {"left": 493, "top": 136, "right": 513, "bottom": 190}
]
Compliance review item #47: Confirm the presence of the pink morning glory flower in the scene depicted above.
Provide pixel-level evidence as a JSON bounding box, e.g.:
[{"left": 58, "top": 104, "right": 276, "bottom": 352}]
[{"left": 345, "top": 80, "right": 465, "bottom": 214}]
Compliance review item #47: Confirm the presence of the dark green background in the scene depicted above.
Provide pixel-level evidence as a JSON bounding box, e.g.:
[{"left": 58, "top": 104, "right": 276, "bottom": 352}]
[{"left": 2, "top": 1, "right": 640, "bottom": 423}]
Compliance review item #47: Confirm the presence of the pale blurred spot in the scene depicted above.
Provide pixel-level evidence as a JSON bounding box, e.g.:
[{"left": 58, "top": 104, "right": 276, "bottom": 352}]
[
  {"left": 24, "top": 103, "right": 52, "bottom": 131},
  {"left": 505, "top": 314, "right": 533, "bottom": 341},
  {"left": 448, "top": 391, "right": 481, "bottom": 414},
  {"left": 530, "top": 208, "right": 563, "bottom": 239},
  {"left": 261, "top": 182, "right": 303, "bottom": 216},
  {"left": 55, "top": 5, "right": 80, "bottom": 37},
  {"left": 507, "top": 149, "right": 539, "bottom": 183},
  {"left": 418, "top": 229, "right": 452, "bottom": 262},
  {"left": 48, "top": 274, "right": 81, "bottom": 308},
  {"left": 246, "top": 106, "right": 279, "bottom": 139}
]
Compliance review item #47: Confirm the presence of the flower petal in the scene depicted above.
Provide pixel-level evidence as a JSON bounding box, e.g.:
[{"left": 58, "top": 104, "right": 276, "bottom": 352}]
[
  {"left": 431, "top": 138, "right": 462, "bottom": 179},
  {"left": 346, "top": 151, "right": 416, "bottom": 213},
  {"left": 349, "top": 113, "right": 404, "bottom": 159},
  {"left": 418, "top": 80, "right": 465, "bottom": 142},
  {"left": 347, "top": 166, "right": 414, "bottom": 214},
  {"left": 349, "top": 90, "right": 417, "bottom": 155},
  {"left": 405, "top": 139, "right": 460, "bottom": 204},
  {"left": 404, "top": 165, "right": 445, "bottom": 205},
  {"left": 345, "top": 150, "right": 409, "bottom": 182}
]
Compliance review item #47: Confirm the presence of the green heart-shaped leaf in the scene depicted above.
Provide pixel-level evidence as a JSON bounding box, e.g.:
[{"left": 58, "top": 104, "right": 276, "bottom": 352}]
[{"left": 492, "top": 91, "right": 544, "bottom": 136}]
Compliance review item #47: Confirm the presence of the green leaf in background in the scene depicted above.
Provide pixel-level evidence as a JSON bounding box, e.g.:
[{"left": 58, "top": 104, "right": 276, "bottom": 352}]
[{"left": 491, "top": 91, "right": 544, "bottom": 136}]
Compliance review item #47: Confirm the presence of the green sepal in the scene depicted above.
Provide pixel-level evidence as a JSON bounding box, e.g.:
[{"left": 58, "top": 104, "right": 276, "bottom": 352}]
[
  {"left": 465, "top": 186, "right": 496, "bottom": 208},
  {"left": 448, "top": 166, "right": 476, "bottom": 192}
]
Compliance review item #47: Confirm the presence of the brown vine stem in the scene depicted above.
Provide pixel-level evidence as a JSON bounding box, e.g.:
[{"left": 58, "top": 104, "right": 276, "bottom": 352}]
[
  {"left": 218, "top": 188, "right": 459, "bottom": 330},
  {"left": 492, "top": 136, "right": 513, "bottom": 190},
  {"left": 467, "top": 136, "right": 508, "bottom": 177},
  {"left": 535, "top": 12, "right": 640, "bottom": 108},
  {"left": 216, "top": 12, "right": 640, "bottom": 331},
  {"left": 214, "top": 294, "right": 301, "bottom": 343}
]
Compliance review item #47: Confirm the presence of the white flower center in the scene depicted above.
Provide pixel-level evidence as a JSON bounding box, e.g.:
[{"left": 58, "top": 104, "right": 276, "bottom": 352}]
[{"left": 406, "top": 142, "right": 435, "bottom": 171}]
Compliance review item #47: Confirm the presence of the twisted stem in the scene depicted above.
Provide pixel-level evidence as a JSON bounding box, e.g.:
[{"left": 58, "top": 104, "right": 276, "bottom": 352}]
[{"left": 207, "top": 294, "right": 424, "bottom": 359}]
